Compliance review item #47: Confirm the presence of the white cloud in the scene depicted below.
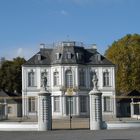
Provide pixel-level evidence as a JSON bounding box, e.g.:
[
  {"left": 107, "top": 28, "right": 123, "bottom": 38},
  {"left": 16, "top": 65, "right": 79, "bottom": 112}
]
[
  {"left": 3, "top": 45, "right": 39, "bottom": 60},
  {"left": 17, "top": 48, "right": 24, "bottom": 57},
  {"left": 60, "top": 10, "right": 68, "bottom": 15}
]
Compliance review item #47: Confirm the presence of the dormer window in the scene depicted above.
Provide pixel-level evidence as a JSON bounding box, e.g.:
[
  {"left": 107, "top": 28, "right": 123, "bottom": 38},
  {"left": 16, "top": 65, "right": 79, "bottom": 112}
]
[
  {"left": 67, "top": 52, "right": 72, "bottom": 59},
  {"left": 96, "top": 54, "right": 101, "bottom": 61},
  {"left": 76, "top": 53, "right": 82, "bottom": 60},
  {"left": 37, "top": 54, "right": 41, "bottom": 61},
  {"left": 56, "top": 53, "right": 60, "bottom": 60}
]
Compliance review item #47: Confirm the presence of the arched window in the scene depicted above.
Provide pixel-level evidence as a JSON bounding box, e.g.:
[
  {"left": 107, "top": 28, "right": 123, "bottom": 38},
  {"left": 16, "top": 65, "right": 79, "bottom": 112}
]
[
  {"left": 54, "top": 72, "right": 59, "bottom": 86},
  {"left": 28, "top": 70, "right": 35, "bottom": 87},
  {"left": 65, "top": 70, "right": 73, "bottom": 88},
  {"left": 103, "top": 70, "right": 110, "bottom": 87},
  {"left": 79, "top": 70, "right": 85, "bottom": 87}
]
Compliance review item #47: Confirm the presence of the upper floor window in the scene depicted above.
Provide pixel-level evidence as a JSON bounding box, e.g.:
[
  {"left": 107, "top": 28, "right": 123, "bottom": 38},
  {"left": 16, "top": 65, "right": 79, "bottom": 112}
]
[
  {"left": 28, "top": 70, "right": 35, "bottom": 87},
  {"left": 65, "top": 70, "right": 73, "bottom": 88},
  {"left": 90, "top": 71, "right": 94, "bottom": 87},
  {"left": 79, "top": 70, "right": 85, "bottom": 87},
  {"left": 54, "top": 72, "right": 59, "bottom": 86},
  {"left": 103, "top": 70, "right": 110, "bottom": 87}
]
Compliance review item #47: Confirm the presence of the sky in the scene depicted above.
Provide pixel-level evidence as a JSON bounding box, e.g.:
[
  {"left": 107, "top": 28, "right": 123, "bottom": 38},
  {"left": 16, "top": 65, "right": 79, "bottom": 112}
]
[{"left": 0, "top": 0, "right": 140, "bottom": 60}]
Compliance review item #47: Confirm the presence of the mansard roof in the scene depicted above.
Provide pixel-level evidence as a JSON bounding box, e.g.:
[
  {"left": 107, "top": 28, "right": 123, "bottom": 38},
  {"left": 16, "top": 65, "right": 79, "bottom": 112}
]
[{"left": 23, "top": 41, "right": 114, "bottom": 66}]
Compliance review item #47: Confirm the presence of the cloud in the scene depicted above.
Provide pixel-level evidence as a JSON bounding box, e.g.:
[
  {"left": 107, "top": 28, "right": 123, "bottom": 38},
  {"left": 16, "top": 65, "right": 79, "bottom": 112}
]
[
  {"left": 60, "top": 10, "right": 68, "bottom": 15},
  {"left": 3, "top": 46, "right": 39, "bottom": 60},
  {"left": 17, "top": 48, "right": 24, "bottom": 57}
]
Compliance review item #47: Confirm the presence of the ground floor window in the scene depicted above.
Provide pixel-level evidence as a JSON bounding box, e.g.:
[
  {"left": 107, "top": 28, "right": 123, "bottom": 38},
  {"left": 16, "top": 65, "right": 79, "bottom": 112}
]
[
  {"left": 134, "top": 104, "right": 140, "bottom": 115},
  {"left": 8, "top": 106, "right": 12, "bottom": 114},
  {"left": 104, "top": 96, "right": 112, "bottom": 112},
  {"left": 54, "top": 96, "right": 60, "bottom": 112},
  {"left": 80, "top": 96, "right": 87, "bottom": 113},
  {"left": 66, "top": 96, "right": 74, "bottom": 115},
  {"left": 28, "top": 97, "right": 36, "bottom": 112}
]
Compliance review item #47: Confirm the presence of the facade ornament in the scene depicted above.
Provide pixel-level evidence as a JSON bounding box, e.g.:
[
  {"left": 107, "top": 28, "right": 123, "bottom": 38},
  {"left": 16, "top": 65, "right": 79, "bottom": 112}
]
[
  {"left": 92, "top": 71, "right": 98, "bottom": 90},
  {"left": 42, "top": 75, "right": 47, "bottom": 90}
]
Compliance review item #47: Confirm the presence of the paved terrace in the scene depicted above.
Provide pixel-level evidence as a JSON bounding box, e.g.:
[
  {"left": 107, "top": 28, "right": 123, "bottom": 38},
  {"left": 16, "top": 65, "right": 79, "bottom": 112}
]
[
  {"left": 0, "top": 129, "right": 140, "bottom": 140},
  {"left": 1, "top": 117, "right": 140, "bottom": 130}
]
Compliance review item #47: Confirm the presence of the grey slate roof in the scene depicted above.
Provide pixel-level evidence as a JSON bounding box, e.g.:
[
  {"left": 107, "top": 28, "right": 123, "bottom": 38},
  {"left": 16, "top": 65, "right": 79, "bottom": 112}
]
[
  {"left": 0, "top": 90, "right": 21, "bottom": 104},
  {"left": 23, "top": 42, "right": 114, "bottom": 66}
]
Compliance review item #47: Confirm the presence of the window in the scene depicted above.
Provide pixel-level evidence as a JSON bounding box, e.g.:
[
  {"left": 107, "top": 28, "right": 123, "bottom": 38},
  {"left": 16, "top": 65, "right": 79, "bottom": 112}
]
[
  {"left": 56, "top": 53, "right": 60, "bottom": 60},
  {"left": 65, "top": 70, "right": 73, "bottom": 88},
  {"left": 8, "top": 106, "right": 12, "bottom": 114},
  {"left": 54, "top": 72, "right": 59, "bottom": 86},
  {"left": 67, "top": 52, "right": 72, "bottom": 59},
  {"left": 54, "top": 96, "right": 60, "bottom": 112},
  {"left": 28, "top": 97, "right": 36, "bottom": 112},
  {"left": 79, "top": 70, "right": 85, "bottom": 87},
  {"left": 90, "top": 71, "right": 95, "bottom": 87},
  {"left": 104, "top": 96, "right": 112, "bottom": 112},
  {"left": 80, "top": 96, "right": 87, "bottom": 113},
  {"left": 76, "top": 53, "right": 82, "bottom": 60},
  {"left": 103, "top": 70, "right": 110, "bottom": 87},
  {"left": 96, "top": 54, "right": 101, "bottom": 61},
  {"left": 28, "top": 70, "right": 35, "bottom": 87},
  {"left": 41, "top": 71, "right": 48, "bottom": 87}
]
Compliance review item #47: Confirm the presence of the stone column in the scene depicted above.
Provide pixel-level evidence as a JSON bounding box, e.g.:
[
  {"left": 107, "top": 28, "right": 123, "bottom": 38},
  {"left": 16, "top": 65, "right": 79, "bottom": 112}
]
[
  {"left": 4, "top": 99, "right": 8, "bottom": 119},
  {"left": 130, "top": 102, "right": 134, "bottom": 118},
  {"left": 89, "top": 71, "right": 103, "bottom": 130},
  {"left": 38, "top": 89, "right": 52, "bottom": 131},
  {"left": 89, "top": 90, "right": 102, "bottom": 130}
]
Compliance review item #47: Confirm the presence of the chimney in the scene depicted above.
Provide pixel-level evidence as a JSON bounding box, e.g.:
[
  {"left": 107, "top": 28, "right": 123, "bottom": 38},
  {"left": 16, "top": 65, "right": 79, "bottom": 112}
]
[
  {"left": 40, "top": 43, "right": 45, "bottom": 49},
  {"left": 92, "top": 44, "right": 97, "bottom": 50}
]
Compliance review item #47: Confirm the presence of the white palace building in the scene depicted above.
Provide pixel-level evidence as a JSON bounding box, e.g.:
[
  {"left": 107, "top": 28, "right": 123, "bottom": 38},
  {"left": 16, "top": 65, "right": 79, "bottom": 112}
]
[{"left": 22, "top": 41, "right": 116, "bottom": 118}]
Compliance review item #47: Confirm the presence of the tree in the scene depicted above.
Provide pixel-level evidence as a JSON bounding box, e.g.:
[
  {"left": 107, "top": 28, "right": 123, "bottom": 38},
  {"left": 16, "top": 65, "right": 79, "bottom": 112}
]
[
  {"left": 0, "top": 57, "right": 26, "bottom": 94},
  {"left": 105, "top": 34, "right": 140, "bottom": 94}
]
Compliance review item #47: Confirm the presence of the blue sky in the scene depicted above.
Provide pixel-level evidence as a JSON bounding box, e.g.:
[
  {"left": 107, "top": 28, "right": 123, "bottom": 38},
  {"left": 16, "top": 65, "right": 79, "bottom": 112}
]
[{"left": 0, "top": 0, "right": 140, "bottom": 60}]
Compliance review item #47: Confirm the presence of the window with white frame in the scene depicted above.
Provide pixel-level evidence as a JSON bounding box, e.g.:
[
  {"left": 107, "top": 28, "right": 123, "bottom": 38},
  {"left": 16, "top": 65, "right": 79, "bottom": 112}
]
[
  {"left": 41, "top": 71, "right": 48, "bottom": 87},
  {"left": 28, "top": 70, "right": 35, "bottom": 87},
  {"left": 103, "top": 70, "right": 110, "bottom": 87},
  {"left": 80, "top": 96, "right": 87, "bottom": 113},
  {"left": 104, "top": 96, "right": 112, "bottom": 112},
  {"left": 65, "top": 70, "right": 73, "bottom": 88},
  {"left": 66, "top": 52, "right": 72, "bottom": 59},
  {"left": 54, "top": 96, "right": 60, "bottom": 112},
  {"left": 56, "top": 53, "right": 60, "bottom": 60},
  {"left": 79, "top": 70, "right": 85, "bottom": 87},
  {"left": 54, "top": 72, "right": 59, "bottom": 86},
  {"left": 28, "top": 97, "right": 36, "bottom": 112}
]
